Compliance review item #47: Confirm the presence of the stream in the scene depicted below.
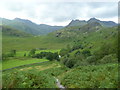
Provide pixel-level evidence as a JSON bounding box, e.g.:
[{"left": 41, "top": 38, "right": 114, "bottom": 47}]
[{"left": 54, "top": 77, "right": 65, "bottom": 89}]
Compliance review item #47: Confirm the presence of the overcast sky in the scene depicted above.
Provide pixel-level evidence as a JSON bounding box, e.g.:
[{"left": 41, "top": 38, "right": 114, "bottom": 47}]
[{"left": 0, "top": 0, "right": 118, "bottom": 26}]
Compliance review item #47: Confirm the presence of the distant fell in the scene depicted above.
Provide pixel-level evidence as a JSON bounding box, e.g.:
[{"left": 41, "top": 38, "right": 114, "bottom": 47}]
[
  {"left": 1, "top": 18, "right": 64, "bottom": 35},
  {"left": 67, "top": 19, "right": 87, "bottom": 27},
  {"left": 2, "top": 25, "right": 32, "bottom": 37},
  {"left": 67, "top": 18, "right": 117, "bottom": 27}
]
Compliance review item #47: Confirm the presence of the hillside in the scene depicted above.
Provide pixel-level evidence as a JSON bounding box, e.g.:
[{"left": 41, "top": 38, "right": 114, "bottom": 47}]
[
  {"left": 50, "top": 22, "right": 117, "bottom": 51},
  {"left": 1, "top": 18, "right": 63, "bottom": 35},
  {"left": 2, "top": 25, "right": 32, "bottom": 37},
  {"left": 2, "top": 20, "right": 118, "bottom": 53}
]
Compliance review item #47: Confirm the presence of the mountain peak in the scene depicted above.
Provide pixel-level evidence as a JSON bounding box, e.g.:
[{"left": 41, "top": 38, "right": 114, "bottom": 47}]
[
  {"left": 70, "top": 19, "right": 80, "bottom": 22},
  {"left": 67, "top": 19, "right": 87, "bottom": 27},
  {"left": 88, "top": 18, "right": 100, "bottom": 23},
  {"left": 14, "top": 18, "right": 22, "bottom": 20},
  {"left": 89, "top": 17, "right": 97, "bottom": 20}
]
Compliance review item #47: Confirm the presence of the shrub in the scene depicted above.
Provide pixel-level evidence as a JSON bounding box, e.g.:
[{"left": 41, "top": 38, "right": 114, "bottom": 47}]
[
  {"left": 66, "top": 59, "right": 76, "bottom": 68},
  {"left": 59, "top": 48, "right": 69, "bottom": 56},
  {"left": 28, "top": 49, "right": 36, "bottom": 56},
  {"left": 86, "top": 56, "right": 97, "bottom": 65},
  {"left": 98, "top": 54, "right": 118, "bottom": 64},
  {"left": 2, "top": 69, "right": 57, "bottom": 88},
  {"left": 33, "top": 52, "right": 59, "bottom": 61},
  {"left": 2, "top": 53, "right": 8, "bottom": 60},
  {"left": 82, "top": 50, "right": 91, "bottom": 57}
]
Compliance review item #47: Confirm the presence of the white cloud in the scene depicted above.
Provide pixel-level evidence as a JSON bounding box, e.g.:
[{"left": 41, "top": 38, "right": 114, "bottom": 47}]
[{"left": 0, "top": 0, "right": 118, "bottom": 26}]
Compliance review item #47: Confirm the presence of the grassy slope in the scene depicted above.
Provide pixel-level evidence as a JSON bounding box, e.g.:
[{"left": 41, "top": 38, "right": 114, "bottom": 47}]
[
  {"left": 2, "top": 35, "right": 72, "bottom": 53},
  {"left": 59, "top": 63, "right": 118, "bottom": 88},
  {"left": 2, "top": 25, "right": 32, "bottom": 37},
  {"left": 3, "top": 26, "right": 117, "bottom": 53},
  {"left": 58, "top": 26, "right": 117, "bottom": 53},
  {"left": 2, "top": 21, "right": 117, "bottom": 53}
]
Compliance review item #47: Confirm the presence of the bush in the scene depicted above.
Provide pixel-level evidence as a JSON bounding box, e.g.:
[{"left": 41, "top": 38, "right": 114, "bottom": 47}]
[
  {"left": 33, "top": 52, "right": 59, "bottom": 61},
  {"left": 59, "top": 48, "right": 69, "bottom": 56},
  {"left": 66, "top": 59, "right": 76, "bottom": 68},
  {"left": 86, "top": 56, "right": 97, "bottom": 65},
  {"left": 28, "top": 49, "right": 36, "bottom": 56},
  {"left": 71, "top": 43, "right": 83, "bottom": 51},
  {"left": 98, "top": 54, "right": 118, "bottom": 64},
  {"left": 2, "top": 50, "right": 17, "bottom": 59},
  {"left": 2, "top": 53, "right": 8, "bottom": 60},
  {"left": 82, "top": 50, "right": 91, "bottom": 57},
  {"left": 2, "top": 69, "right": 57, "bottom": 88},
  {"left": 94, "top": 42, "right": 117, "bottom": 60}
]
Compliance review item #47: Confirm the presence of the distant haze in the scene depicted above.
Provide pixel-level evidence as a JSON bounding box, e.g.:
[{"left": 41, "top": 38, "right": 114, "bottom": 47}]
[{"left": 0, "top": 0, "right": 118, "bottom": 26}]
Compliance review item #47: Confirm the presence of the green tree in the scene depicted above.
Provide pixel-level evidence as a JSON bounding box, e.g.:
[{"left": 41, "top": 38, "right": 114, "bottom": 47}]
[
  {"left": 82, "top": 50, "right": 91, "bottom": 57},
  {"left": 29, "top": 49, "right": 36, "bottom": 56},
  {"left": 66, "top": 59, "right": 76, "bottom": 68},
  {"left": 24, "top": 53, "right": 26, "bottom": 57},
  {"left": 59, "top": 48, "right": 69, "bottom": 56}
]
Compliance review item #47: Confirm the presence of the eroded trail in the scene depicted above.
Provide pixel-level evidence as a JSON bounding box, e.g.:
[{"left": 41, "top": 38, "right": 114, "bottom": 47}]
[{"left": 54, "top": 77, "right": 65, "bottom": 89}]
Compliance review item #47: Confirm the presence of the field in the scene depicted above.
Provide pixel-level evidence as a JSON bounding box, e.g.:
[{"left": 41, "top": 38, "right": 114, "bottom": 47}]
[
  {"left": 2, "top": 58, "right": 48, "bottom": 70},
  {"left": 2, "top": 49, "right": 61, "bottom": 70}
]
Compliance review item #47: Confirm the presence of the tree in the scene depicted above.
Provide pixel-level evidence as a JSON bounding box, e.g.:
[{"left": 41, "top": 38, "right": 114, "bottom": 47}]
[
  {"left": 66, "top": 59, "right": 75, "bottom": 68},
  {"left": 82, "top": 50, "right": 91, "bottom": 57},
  {"left": 46, "top": 52, "right": 54, "bottom": 61},
  {"left": 24, "top": 53, "right": 26, "bottom": 57},
  {"left": 66, "top": 44, "right": 71, "bottom": 52},
  {"left": 53, "top": 52, "right": 59, "bottom": 61},
  {"left": 7, "top": 50, "right": 16, "bottom": 57},
  {"left": 29, "top": 49, "right": 36, "bottom": 56},
  {"left": 94, "top": 43, "right": 114, "bottom": 60},
  {"left": 2, "top": 53, "right": 8, "bottom": 60},
  {"left": 59, "top": 48, "right": 69, "bottom": 56},
  {"left": 11, "top": 50, "right": 16, "bottom": 55}
]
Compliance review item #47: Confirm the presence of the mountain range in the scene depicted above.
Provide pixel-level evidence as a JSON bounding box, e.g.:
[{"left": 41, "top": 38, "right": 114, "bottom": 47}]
[
  {"left": 67, "top": 18, "right": 117, "bottom": 27},
  {"left": 1, "top": 17, "right": 117, "bottom": 35},
  {"left": 1, "top": 18, "right": 63, "bottom": 35}
]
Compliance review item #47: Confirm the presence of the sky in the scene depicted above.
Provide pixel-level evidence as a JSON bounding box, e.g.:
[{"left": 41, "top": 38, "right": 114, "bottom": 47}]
[{"left": 0, "top": 0, "right": 118, "bottom": 26}]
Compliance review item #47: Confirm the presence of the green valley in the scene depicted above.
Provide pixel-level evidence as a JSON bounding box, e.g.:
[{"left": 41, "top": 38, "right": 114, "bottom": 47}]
[{"left": 1, "top": 17, "right": 119, "bottom": 88}]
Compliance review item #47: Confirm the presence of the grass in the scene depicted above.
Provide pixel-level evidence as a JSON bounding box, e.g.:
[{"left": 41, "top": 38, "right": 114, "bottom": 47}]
[
  {"left": 2, "top": 61, "right": 65, "bottom": 88},
  {"left": 2, "top": 35, "right": 71, "bottom": 52},
  {"left": 2, "top": 58, "right": 48, "bottom": 70},
  {"left": 2, "top": 68, "right": 57, "bottom": 88},
  {"left": 18, "top": 61, "right": 61, "bottom": 72},
  {"left": 59, "top": 63, "right": 118, "bottom": 88},
  {"left": 2, "top": 60, "right": 118, "bottom": 88}
]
